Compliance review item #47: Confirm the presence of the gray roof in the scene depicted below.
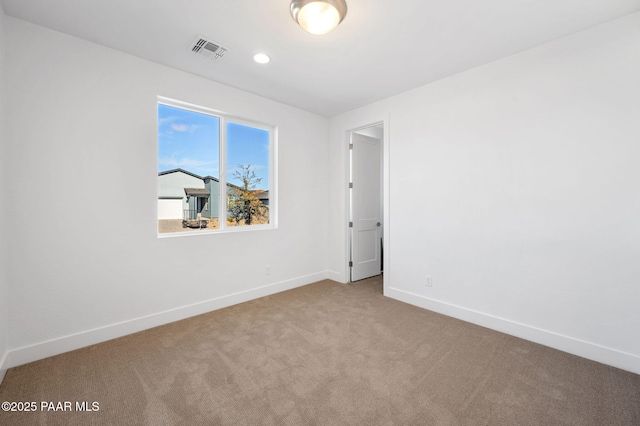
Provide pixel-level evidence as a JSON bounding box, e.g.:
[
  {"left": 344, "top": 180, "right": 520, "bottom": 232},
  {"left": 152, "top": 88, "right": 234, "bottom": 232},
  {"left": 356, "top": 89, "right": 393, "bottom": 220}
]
[
  {"left": 159, "top": 169, "right": 249, "bottom": 192},
  {"left": 159, "top": 168, "right": 203, "bottom": 180},
  {"left": 184, "top": 188, "right": 210, "bottom": 197}
]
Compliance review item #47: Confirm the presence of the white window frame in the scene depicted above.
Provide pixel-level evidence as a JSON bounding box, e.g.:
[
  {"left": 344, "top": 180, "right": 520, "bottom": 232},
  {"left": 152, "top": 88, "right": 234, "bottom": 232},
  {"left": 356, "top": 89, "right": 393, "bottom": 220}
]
[{"left": 157, "top": 96, "right": 277, "bottom": 237}]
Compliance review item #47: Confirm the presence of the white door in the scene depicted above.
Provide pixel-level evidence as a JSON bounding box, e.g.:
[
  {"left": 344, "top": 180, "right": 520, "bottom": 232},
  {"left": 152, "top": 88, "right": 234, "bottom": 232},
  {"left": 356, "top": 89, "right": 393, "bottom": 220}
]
[{"left": 351, "top": 132, "right": 382, "bottom": 281}]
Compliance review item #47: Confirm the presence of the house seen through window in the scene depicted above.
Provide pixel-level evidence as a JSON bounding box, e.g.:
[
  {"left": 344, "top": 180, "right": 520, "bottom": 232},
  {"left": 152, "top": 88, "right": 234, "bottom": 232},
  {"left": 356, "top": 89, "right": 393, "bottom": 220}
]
[{"left": 157, "top": 98, "right": 273, "bottom": 235}]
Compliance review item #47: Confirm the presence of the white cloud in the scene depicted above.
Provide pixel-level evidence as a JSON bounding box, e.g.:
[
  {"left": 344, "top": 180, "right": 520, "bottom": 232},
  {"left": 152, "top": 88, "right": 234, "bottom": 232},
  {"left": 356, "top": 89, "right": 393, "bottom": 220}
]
[
  {"left": 171, "top": 124, "right": 189, "bottom": 132},
  {"left": 158, "top": 115, "right": 177, "bottom": 126}
]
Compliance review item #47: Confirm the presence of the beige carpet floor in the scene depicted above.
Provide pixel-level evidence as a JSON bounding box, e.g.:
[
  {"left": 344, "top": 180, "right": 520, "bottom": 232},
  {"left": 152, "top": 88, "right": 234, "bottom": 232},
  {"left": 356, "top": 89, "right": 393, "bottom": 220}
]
[{"left": 1, "top": 276, "right": 639, "bottom": 425}]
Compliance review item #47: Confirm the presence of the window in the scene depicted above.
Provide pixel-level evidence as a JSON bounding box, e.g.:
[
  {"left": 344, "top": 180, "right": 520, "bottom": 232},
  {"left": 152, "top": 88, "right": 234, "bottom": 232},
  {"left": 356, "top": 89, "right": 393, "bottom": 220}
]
[{"left": 157, "top": 97, "right": 274, "bottom": 235}]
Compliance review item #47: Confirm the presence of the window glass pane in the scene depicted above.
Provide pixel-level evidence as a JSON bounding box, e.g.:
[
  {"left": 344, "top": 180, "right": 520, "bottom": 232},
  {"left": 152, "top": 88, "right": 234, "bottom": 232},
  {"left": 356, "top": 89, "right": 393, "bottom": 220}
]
[
  {"left": 157, "top": 104, "right": 220, "bottom": 233},
  {"left": 226, "top": 122, "right": 270, "bottom": 226}
]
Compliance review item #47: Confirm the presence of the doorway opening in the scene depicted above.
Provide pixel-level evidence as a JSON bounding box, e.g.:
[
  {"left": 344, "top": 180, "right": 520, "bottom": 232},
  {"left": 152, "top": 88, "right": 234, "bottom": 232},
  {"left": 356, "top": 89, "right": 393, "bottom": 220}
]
[{"left": 349, "top": 123, "right": 384, "bottom": 282}]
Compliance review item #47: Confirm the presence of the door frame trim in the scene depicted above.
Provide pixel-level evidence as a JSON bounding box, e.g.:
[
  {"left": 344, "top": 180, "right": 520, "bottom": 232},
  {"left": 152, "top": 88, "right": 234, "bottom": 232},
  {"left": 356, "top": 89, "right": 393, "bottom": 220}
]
[{"left": 344, "top": 114, "right": 390, "bottom": 294}]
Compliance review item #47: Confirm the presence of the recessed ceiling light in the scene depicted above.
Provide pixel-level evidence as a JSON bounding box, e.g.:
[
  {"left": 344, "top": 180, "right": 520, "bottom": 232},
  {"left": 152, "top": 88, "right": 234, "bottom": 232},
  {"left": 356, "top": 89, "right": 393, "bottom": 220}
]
[{"left": 253, "top": 53, "right": 271, "bottom": 64}]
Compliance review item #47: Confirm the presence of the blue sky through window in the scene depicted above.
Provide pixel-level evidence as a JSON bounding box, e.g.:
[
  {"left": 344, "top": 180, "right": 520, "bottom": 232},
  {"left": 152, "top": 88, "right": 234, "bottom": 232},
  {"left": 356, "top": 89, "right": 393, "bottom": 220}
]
[
  {"left": 227, "top": 122, "right": 270, "bottom": 190},
  {"left": 158, "top": 104, "right": 269, "bottom": 190},
  {"left": 158, "top": 104, "right": 220, "bottom": 178}
]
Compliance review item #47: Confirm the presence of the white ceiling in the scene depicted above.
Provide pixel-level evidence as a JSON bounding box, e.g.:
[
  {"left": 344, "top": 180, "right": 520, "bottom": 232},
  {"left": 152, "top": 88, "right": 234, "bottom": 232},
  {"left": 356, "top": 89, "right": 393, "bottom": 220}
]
[{"left": 2, "top": 0, "right": 639, "bottom": 117}]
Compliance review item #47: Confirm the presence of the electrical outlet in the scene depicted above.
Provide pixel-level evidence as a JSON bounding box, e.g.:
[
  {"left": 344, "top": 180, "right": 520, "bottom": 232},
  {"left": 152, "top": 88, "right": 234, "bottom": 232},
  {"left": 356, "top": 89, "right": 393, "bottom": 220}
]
[
  {"left": 426, "top": 276, "right": 432, "bottom": 287},
  {"left": 265, "top": 265, "right": 271, "bottom": 275}
]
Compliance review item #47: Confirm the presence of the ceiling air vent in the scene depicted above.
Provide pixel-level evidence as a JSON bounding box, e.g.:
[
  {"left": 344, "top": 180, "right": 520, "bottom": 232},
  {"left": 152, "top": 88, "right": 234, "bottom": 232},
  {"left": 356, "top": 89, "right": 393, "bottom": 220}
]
[{"left": 191, "top": 36, "right": 227, "bottom": 60}]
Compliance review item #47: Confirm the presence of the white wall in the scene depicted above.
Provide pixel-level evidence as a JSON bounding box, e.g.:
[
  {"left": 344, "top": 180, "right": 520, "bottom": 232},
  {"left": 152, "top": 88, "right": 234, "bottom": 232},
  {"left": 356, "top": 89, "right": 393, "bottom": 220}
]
[
  {"left": 0, "top": 5, "right": 9, "bottom": 383},
  {"left": 3, "top": 17, "right": 329, "bottom": 368},
  {"left": 329, "top": 12, "right": 640, "bottom": 374}
]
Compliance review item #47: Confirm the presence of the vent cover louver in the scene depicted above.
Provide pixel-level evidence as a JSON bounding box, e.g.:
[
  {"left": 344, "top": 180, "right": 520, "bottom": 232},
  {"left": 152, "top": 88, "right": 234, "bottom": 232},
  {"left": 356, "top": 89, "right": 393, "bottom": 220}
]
[{"left": 191, "top": 36, "right": 227, "bottom": 60}]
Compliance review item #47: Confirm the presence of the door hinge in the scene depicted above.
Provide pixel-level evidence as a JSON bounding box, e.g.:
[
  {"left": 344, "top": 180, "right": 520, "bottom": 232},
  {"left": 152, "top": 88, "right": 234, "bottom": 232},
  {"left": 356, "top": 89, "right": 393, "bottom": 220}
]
[
  {"left": 349, "top": 222, "right": 353, "bottom": 227},
  {"left": 349, "top": 261, "right": 353, "bottom": 267},
  {"left": 349, "top": 143, "right": 353, "bottom": 150},
  {"left": 349, "top": 182, "right": 353, "bottom": 189}
]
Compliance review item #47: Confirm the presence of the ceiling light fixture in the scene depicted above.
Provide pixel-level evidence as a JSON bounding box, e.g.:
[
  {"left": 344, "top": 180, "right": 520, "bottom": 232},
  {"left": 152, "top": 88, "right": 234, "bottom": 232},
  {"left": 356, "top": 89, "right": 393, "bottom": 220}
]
[
  {"left": 253, "top": 53, "right": 271, "bottom": 64},
  {"left": 290, "top": 0, "right": 347, "bottom": 35}
]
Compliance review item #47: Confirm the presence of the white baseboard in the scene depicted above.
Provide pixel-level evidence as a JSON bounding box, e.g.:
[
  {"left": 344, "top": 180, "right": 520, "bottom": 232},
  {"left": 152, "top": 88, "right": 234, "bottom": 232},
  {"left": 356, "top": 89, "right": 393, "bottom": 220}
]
[
  {"left": 325, "top": 270, "right": 346, "bottom": 284},
  {"left": 386, "top": 286, "right": 640, "bottom": 375},
  {"left": 0, "top": 350, "right": 7, "bottom": 385},
  {"left": 4, "top": 271, "right": 329, "bottom": 370}
]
